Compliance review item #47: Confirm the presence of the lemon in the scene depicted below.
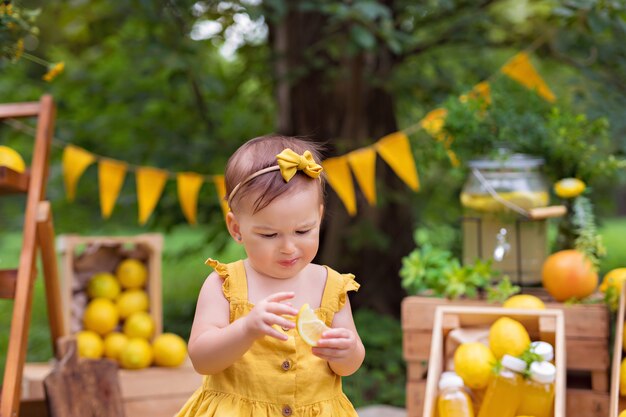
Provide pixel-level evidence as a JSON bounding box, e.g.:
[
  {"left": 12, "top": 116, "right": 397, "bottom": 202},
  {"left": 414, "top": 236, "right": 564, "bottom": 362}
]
[
  {"left": 83, "top": 298, "right": 119, "bottom": 336},
  {"left": 76, "top": 330, "right": 104, "bottom": 359},
  {"left": 453, "top": 342, "right": 495, "bottom": 389},
  {"left": 554, "top": 178, "right": 586, "bottom": 199},
  {"left": 502, "top": 294, "right": 546, "bottom": 310},
  {"left": 123, "top": 311, "right": 155, "bottom": 340},
  {"left": 119, "top": 338, "right": 153, "bottom": 369},
  {"left": 152, "top": 333, "right": 188, "bottom": 367},
  {"left": 600, "top": 268, "right": 626, "bottom": 294},
  {"left": 87, "top": 272, "right": 121, "bottom": 300},
  {"left": 619, "top": 410, "right": 626, "bottom": 417},
  {"left": 104, "top": 332, "right": 129, "bottom": 361},
  {"left": 296, "top": 303, "right": 328, "bottom": 347},
  {"left": 0, "top": 145, "right": 26, "bottom": 173},
  {"left": 116, "top": 289, "right": 149, "bottom": 319},
  {"left": 489, "top": 317, "right": 531, "bottom": 359},
  {"left": 116, "top": 259, "right": 148, "bottom": 289}
]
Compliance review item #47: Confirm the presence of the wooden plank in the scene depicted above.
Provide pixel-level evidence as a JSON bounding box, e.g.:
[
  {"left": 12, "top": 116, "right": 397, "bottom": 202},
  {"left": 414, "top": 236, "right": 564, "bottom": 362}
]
[
  {"left": 406, "top": 381, "right": 426, "bottom": 417},
  {"left": 1, "top": 95, "right": 56, "bottom": 417},
  {"left": 567, "top": 388, "right": 610, "bottom": 417},
  {"left": 21, "top": 359, "right": 201, "bottom": 402},
  {"left": 0, "top": 101, "right": 40, "bottom": 118},
  {"left": 402, "top": 295, "right": 609, "bottom": 339},
  {"left": 403, "top": 330, "right": 432, "bottom": 361},
  {"left": 0, "top": 268, "right": 18, "bottom": 299},
  {"left": 37, "top": 201, "right": 67, "bottom": 353},
  {"left": 610, "top": 285, "right": 626, "bottom": 417},
  {"left": 124, "top": 395, "right": 191, "bottom": 417},
  {"left": 421, "top": 306, "right": 566, "bottom": 417},
  {"left": 0, "top": 166, "right": 30, "bottom": 195},
  {"left": 566, "top": 338, "right": 610, "bottom": 371}
]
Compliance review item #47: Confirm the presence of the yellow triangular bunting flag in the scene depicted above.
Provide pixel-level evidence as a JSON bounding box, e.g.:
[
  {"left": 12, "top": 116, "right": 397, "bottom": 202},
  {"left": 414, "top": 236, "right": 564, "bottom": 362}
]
[
  {"left": 501, "top": 52, "right": 556, "bottom": 102},
  {"left": 136, "top": 167, "right": 168, "bottom": 225},
  {"left": 347, "top": 147, "right": 377, "bottom": 206},
  {"left": 375, "top": 132, "right": 420, "bottom": 191},
  {"left": 322, "top": 156, "right": 357, "bottom": 216},
  {"left": 98, "top": 159, "right": 127, "bottom": 219},
  {"left": 177, "top": 172, "right": 204, "bottom": 225},
  {"left": 62, "top": 145, "right": 96, "bottom": 201},
  {"left": 213, "top": 175, "right": 230, "bottom": 218}
]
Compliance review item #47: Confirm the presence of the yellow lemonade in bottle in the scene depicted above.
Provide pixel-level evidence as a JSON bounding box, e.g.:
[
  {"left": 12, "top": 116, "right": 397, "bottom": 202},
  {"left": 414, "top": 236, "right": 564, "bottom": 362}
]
[
  {"left": 477, "top": 355, "right": 525, "bottom": 417},
  {"left": 517, "top": 361, "right": 556, "bottom": 417},
  {"left": 437, "top": 372, "right": 474, "bottom": 417}
]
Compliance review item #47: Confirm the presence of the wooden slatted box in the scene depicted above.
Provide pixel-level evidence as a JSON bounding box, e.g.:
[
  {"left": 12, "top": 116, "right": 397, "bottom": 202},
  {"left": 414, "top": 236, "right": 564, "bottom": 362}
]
[
  {"left": 56, "top": 234, "right": 164, "bottom": 338},
  {"left": 403, "top": 295, "right": 611, "bottom": 417},
  {"left": 422, "top": 305, "right": 566, "bottom": 417}
]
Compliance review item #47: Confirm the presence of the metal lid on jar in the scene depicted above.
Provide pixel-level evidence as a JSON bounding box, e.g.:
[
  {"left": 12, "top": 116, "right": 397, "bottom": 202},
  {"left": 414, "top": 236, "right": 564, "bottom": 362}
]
[{"left": 468, "top": 153, "right": 544, "bottom": 170}]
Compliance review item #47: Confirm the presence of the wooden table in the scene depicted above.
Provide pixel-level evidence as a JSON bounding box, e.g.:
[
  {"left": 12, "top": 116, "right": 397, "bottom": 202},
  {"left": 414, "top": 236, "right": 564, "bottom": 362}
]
[{"left": 20, "top": 358, "right": 203, "bottom": 417}]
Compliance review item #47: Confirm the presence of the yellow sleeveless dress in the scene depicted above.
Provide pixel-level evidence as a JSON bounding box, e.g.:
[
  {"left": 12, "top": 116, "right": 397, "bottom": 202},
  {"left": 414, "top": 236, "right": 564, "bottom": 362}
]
[{"left": 175, "top": 259, "right": 361, "bottom": 417}]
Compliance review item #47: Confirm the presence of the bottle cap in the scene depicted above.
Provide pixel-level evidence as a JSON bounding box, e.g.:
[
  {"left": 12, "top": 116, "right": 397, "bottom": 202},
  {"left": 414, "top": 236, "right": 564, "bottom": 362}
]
[
  {"left": 438, "top": 373, "right": 464, "bottom": 390},
  {"left": 501, "top": 354, "right": 527, "bottom": 373},
  {"left": 530, "top": 341, "right": 554, "bottom": 362},
  {"left": 530, "top": 361, "right": 556, "bottom": 384}
]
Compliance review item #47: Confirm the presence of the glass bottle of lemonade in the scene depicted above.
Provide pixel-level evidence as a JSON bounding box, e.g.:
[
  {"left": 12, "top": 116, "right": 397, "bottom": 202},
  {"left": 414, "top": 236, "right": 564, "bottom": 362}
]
[
  {"left": 517, "top": 361, "right": 556, "bottom": 417},
  {"left": 477, "top": 355, "right": 525, "bottom": 417},
  {"left": 437, "top": 373, "right": 475, "bottom": 417}
]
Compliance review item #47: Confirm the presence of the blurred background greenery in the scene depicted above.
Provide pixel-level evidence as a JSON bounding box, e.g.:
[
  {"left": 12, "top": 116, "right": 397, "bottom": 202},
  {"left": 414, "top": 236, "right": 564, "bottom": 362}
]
[{"left": 2, "top": 0, "right": 626, "bottom": 408}]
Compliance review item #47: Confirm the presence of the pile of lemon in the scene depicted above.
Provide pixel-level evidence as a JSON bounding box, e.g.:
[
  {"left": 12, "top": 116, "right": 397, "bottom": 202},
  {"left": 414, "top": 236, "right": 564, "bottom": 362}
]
[
  {"left": 451, "top": 294, "right": 549, "bottom": 390},
  {"left": 76, "top": 258, "right": 187, "bottom": 369}
]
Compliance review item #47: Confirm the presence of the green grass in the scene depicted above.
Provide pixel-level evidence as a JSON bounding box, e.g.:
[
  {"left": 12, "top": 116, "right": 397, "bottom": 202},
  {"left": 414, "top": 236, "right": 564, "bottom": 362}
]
[{"left": 599, "top": 217, "right": 626, "bottom": 275}]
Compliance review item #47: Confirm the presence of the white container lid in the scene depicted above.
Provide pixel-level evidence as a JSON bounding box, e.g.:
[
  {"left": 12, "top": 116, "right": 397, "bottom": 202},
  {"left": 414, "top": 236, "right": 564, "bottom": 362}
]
[
  {"left": 501, "top": 354, "right": 527, "bottom": 373},
  {"left": 531, "top": 341, "right": 554, "bottom": 362},
  {"left": 438, "top": 373, "right": 465, "bottom": 390},
  {"left": 530, "top": 361, "right": 556, "bottom": 384}
]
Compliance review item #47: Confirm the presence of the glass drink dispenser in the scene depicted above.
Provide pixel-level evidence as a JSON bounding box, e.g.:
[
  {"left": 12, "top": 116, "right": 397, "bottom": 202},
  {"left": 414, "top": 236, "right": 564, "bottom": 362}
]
[{"left": 461, "top": 152, "right": 549, "bottom": 285}]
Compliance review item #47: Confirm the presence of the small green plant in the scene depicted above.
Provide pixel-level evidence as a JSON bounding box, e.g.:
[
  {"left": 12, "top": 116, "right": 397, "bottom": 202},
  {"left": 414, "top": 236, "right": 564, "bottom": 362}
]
[{"left": 400, "top": 227, "right": 518, "bottom": 300}]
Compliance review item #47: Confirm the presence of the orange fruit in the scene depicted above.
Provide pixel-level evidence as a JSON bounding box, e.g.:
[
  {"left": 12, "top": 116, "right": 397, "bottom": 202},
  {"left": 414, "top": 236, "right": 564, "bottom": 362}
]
[
  {"left": 542, "top": 250, "right": 598, "bottom": 301},
  {"left": 296, "top": 304, "right": 328, "bottom": 347}
]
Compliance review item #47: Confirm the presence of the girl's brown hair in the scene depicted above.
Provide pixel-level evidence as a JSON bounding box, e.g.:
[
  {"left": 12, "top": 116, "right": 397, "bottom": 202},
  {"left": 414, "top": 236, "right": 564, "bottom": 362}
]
[{"left": 225, "top": 135, "right": 325, "bottom": 213}]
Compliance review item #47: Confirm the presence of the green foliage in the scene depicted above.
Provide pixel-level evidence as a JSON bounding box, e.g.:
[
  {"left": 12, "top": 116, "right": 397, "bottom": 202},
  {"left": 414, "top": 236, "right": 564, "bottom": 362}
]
[
  {"left": 400, "top": 227, "right": 508, "bottom": 300},
  {"left": 0, "top": 2, "right": 39, "bottom": 61},
  {"left": 486, "top": 276, "right": 521, "bottom": 303},
  {"left": 343, "top": 309, "right": 406, "bottom": 407}
]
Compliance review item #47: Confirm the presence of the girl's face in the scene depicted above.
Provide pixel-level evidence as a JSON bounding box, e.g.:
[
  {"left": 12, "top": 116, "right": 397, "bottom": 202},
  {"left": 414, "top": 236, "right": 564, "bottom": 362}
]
[{"left": 227, "top": 181, "right": 323, "bottom": 280}]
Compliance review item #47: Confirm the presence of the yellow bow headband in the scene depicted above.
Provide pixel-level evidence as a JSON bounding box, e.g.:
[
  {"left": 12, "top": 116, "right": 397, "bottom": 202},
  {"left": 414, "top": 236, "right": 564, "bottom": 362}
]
[{"left": 227, "top": 148, "right": 323, "bottom": 206}]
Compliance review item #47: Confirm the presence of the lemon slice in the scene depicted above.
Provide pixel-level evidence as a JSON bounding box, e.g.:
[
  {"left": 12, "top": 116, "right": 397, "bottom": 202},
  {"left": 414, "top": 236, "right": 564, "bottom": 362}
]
[{"left": 296, "top": 303, "right": 328, "bottom": 347}]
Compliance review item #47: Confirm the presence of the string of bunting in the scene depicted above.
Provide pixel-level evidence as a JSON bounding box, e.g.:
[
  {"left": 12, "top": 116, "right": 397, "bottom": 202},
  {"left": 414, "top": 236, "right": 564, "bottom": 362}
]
[{"left": 4, "top": 46, "right": 555, "bottom": 225}]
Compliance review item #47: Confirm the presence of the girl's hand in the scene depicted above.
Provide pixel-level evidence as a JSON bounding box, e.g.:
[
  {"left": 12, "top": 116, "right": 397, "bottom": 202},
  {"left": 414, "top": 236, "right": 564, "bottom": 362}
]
[
  {"left": 311, "top": 327, "right": 358, "bottom": 362},
  {"left": 243, "top": 292, "right": 298, "bottom": 341}
]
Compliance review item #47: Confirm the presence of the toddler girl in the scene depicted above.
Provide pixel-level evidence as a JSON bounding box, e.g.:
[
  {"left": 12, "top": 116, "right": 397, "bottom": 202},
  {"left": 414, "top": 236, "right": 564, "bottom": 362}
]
[{"left": 176, "top": 135, "right": 365, "bottom": 417}]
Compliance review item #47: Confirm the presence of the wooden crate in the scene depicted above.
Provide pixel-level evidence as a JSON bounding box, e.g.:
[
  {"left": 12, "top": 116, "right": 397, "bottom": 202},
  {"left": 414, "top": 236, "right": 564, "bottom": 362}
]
[
  {"left": 20, "top": 359, "right": 202, "bottom": 417},
  {"left": 610, "top": 285, "right": 626, "bottom": 417},
  {"left": 403, "top": 295, "right": 611, "bottom": 417},
  {"left": 422, "top": 305, "right": 566, "bottom": 417},
  {"left": 56, "top": 234, "right": 164, "bottom": 337}
]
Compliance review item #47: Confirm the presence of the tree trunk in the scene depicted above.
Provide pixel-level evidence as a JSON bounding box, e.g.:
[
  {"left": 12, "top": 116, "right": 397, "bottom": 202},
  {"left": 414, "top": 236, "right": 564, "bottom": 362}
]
[{"left": 269, "top": 4, "right": 413, "bottom": 317}]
